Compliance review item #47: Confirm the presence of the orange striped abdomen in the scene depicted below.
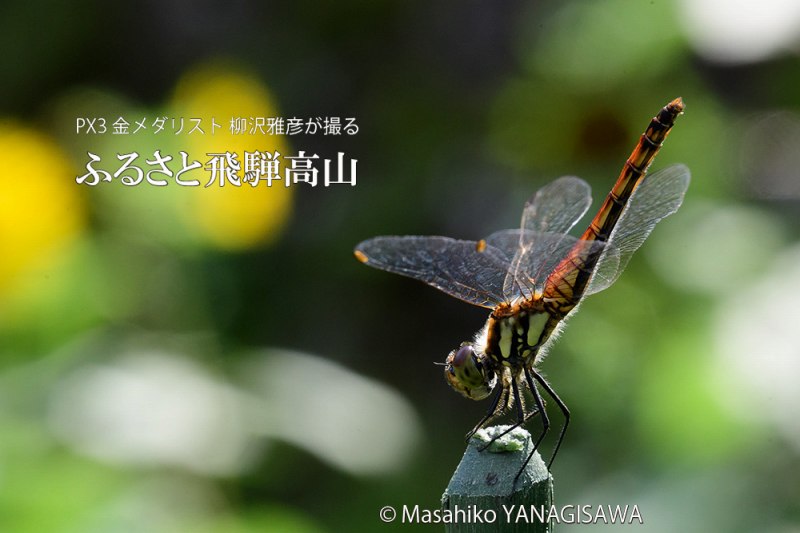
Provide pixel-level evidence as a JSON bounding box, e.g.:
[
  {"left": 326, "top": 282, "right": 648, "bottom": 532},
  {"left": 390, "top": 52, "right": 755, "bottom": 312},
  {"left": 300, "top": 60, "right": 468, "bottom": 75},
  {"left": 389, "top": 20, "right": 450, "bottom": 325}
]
[
  {"left": 542, "top": 98, "right": 685, "bottom": 310},
  {"left": 581, "top": 97, "right": 684, "bottom": 243}
]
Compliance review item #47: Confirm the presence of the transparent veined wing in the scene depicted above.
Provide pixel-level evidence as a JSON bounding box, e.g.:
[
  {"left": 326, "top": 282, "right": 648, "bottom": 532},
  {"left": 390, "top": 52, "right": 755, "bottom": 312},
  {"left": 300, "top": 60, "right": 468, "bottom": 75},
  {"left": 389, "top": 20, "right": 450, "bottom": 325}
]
[
  {"left": 585, "top": 164, "right": 691, "bottom": 295},
  {"left": 487, "top": 229, "right": 612, "bottom": 301},
  {"left": 354, "top": 236, "right": 514, "bottom": 308},
  {"left": 519, "top": 176, "right": 593, "bottom": 235},
  {"left": 543, "top": 239, "right": 621, "bottom": 303},
  {"left": 504, "top": 176, "right": 593, "bottom": 300}
]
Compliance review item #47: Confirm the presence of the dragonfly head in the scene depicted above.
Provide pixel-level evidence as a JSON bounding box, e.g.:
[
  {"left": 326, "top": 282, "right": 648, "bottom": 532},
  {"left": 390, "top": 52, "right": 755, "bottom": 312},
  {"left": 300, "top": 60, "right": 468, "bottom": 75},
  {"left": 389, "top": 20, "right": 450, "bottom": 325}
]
[{"left": 444, "top": 343, "right": 496, "bottom": 401}]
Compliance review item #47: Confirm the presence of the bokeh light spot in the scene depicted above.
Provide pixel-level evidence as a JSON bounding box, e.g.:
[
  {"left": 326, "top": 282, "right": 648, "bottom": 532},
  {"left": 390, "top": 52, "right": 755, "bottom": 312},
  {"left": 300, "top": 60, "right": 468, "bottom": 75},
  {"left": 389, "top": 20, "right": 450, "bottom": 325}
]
[
  {"left": 678, "top": 0, "right": 800, "bottom": 64},
  {"left": 240, "top": 350, "right": 422, "bottom": 476},
  {"left": 0, "top": 123, "right": 86, "bottom": 297},
  {"left": 714, "top": 243, "right": 800, "bottom": 451},
  {"left": 172, "top": 63, "right": 293, "bottom": 250}
]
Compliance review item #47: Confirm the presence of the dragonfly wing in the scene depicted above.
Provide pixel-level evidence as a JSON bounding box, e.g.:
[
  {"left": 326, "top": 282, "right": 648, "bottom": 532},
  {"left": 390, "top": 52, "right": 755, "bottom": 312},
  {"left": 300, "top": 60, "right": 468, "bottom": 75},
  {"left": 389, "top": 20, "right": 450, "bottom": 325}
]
[
  {"left": 486, "top": 229, "right": 609, "bottom": 301},
  {"left": 520, "top": 176, "right": 593, "bottom": 235},
  {"left": 504, "top": 177, "right": 593, "bottom": 299},
  {"left": 585, "top": 164, "right": 691, "bottom": 295},
  {"left": 484, "top": 229, "right": 530, "bottom": 300},
  {"left": 355, "top": 235, "right": 513, "bottom": 308}
]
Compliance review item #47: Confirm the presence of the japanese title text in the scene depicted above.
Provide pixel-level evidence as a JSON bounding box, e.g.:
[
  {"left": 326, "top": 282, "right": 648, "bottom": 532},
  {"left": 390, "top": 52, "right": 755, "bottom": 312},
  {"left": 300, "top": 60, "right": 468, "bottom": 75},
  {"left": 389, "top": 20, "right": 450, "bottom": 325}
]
[{"left": 76, "top": 151, "right": 358, "bottom": 188}]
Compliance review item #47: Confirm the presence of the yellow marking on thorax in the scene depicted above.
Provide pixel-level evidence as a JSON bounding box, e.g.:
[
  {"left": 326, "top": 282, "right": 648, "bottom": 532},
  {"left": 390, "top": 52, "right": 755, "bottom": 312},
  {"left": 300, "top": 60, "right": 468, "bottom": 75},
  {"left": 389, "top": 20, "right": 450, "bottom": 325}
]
[
  {"left": 527, "top": 312, "right": 551, "bottom": 347},
  {"left": 498, "top": 319, "right": 514, "bottom": 359}
]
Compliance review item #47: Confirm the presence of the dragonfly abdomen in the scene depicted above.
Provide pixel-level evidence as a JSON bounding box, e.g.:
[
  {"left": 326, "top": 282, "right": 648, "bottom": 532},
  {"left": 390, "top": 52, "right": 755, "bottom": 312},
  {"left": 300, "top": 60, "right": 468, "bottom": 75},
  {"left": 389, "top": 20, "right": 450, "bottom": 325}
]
[
  {"left": 582, "top": 97, "right": 684, "bottom": 244},
  {"left": 543, "top": 98, "right": 685, "bottom": 306}
]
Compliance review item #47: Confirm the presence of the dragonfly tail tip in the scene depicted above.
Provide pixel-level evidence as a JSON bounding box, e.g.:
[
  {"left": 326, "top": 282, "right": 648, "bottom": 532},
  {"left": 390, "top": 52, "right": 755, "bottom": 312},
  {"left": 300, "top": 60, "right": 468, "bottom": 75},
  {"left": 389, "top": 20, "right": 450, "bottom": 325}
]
[{"left": 669, "top": 96, "right": 685, "bottom": 113}]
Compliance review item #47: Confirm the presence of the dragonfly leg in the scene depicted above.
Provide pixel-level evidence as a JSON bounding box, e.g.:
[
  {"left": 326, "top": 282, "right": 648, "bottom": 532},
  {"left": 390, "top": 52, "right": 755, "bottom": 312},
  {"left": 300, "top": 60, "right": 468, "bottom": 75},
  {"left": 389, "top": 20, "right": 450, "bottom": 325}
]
[
  {"left": 465, "top": 385, "right": 507, "bottom": 442},
  {"left": 530, "top": 369, "right": 570, "bottom": 469},
  {"left": 477, "top": 377, "right": 540, "bottom": 451},
  {"left": 515, "top": 367, "right": 550, "bottom": 482}
]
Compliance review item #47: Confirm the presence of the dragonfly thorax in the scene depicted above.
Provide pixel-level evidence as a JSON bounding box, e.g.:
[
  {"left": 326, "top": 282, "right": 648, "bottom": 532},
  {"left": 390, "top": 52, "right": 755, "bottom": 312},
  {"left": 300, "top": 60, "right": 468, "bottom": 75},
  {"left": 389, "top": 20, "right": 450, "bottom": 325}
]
[
  {"left": 443, "top": 305, "right": 561, "bottom": 402},
  {"left": 483, "top": 306, "right": 559, "bottom": 370}
]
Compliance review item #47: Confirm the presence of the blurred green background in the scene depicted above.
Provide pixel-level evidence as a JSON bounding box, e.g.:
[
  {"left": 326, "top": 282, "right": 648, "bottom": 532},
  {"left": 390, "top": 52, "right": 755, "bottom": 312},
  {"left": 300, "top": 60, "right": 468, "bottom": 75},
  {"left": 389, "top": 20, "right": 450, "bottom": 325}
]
[{"left": 1, "top": 1, "right": 799, "bottom": 531}]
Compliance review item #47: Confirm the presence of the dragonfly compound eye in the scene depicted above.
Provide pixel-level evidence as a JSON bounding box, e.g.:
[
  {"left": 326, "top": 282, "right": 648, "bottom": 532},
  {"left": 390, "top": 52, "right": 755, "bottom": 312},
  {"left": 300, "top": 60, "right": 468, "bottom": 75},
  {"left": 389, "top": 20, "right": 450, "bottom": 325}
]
[{"left": 444, "top": 344, "right": 496, "bottom": 401}]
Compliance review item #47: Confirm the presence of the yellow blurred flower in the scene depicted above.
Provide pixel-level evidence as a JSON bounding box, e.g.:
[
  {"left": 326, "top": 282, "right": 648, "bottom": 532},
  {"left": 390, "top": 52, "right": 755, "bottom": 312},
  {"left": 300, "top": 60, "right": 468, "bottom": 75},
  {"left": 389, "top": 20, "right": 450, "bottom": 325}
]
[
  {"left": 171, "top": 63, "right": 293, "bottom": 250},
  {"left": 0, "top": 123, "right": 85, "bottom": 296}
]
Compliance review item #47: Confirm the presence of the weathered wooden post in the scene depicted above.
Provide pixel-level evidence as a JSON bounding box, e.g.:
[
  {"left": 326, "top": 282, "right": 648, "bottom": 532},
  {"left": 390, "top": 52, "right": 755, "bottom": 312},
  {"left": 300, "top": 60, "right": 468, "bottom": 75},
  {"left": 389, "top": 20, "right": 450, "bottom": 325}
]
[{"left": 441, "top": 426, "right": 553, "bottom": 532}]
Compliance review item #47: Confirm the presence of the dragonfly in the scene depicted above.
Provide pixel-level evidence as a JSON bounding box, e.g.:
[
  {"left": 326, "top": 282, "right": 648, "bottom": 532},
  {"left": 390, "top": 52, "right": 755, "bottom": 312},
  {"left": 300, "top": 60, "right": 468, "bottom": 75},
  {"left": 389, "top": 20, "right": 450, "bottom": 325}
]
[{"left": 354, "top": 98, "right": 690, "bottom": 477}]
